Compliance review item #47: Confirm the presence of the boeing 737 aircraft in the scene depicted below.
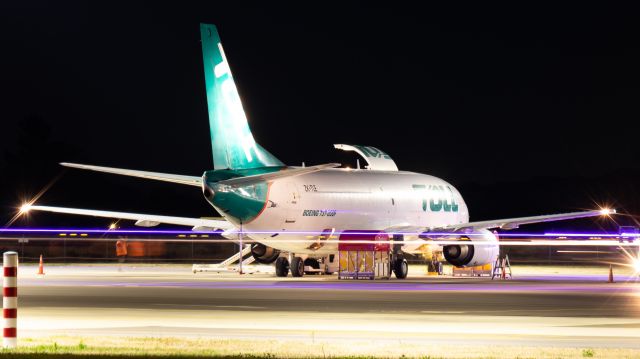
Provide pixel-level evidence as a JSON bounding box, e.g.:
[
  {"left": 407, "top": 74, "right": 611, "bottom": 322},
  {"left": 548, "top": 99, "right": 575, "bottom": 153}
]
[{"left": 26, "top": 24, "right": 613, "bottom": 278}]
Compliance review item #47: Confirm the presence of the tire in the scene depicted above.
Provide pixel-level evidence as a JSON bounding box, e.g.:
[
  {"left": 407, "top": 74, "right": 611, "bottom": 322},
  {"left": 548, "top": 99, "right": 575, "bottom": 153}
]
[
  {"left": 393, "top": 258, "right": 408, "bottom": 279},
  {"left": 275, "top": 257, "right": 289, "bottom": 277},
  {"left": 290, "top": 256, "right": 305, "bottom": 277}
]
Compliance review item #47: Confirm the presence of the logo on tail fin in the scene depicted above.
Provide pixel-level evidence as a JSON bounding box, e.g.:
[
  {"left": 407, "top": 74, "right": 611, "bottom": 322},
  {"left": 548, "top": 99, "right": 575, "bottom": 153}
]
[
  {"left": 200, "top": 23, "right": 283, "bottom": 170},
  {"left": 213, "top": 43, "right": 258, "bottom": 163}
]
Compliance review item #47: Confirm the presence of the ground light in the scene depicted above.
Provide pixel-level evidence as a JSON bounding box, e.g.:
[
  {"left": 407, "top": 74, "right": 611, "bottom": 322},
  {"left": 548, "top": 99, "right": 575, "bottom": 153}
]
[
  {"left": 619, "top": 246, "right": 640, "bottom": 275},
  {"left": 599, "top": 208, "right": 615, "bottom": 216},
  {"left": 19, "top": 203, "right": 33, "bottom": 215}
]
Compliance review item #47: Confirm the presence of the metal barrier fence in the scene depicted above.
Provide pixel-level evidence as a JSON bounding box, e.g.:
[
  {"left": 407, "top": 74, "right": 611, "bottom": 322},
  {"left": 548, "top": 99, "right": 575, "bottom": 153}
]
[
  {"left": 0, "top": 236, "right": 236, "bottom": 263},
  {"left": 0, "top": 232, "right": 632, "bottom": 264}
]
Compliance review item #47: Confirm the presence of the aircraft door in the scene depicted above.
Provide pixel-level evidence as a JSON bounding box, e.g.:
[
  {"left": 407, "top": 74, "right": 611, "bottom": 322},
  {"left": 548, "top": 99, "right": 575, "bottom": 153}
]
[
  {"left": 284, "top": 182, "right": 300, "bottom": 225},
  {"left": 376, "top": 186, "right": 393, "bottom": 228}
]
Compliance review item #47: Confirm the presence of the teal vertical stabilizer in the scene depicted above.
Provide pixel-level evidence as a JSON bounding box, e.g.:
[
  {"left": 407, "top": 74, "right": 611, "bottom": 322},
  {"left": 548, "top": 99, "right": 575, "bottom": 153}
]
[{"left": 200, "top": 23, "right": 284, "bottom": 170}]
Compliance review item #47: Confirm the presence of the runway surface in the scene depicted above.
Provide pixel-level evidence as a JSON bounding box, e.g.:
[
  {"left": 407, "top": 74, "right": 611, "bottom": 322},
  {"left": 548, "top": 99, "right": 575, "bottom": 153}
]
[{"left": 13, "top": 264, "right": 640, "bottom": 350}]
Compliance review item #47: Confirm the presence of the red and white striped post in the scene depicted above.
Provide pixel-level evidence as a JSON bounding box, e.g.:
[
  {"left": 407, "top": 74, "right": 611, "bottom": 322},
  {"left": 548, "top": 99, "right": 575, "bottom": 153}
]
[{"left": 3, "top": 251, "right": 17, "bottom": 348}]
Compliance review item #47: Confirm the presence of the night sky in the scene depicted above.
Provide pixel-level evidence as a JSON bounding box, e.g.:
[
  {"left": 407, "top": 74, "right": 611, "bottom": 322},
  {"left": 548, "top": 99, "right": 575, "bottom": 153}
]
[{"left": 2, "top": 2, "right": 640, "bottom": 228}]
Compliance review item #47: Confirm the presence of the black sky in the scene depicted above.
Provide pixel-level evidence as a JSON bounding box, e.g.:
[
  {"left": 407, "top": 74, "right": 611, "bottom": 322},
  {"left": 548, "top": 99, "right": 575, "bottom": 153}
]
[{"left": 2, "top": 2, "right": 640, "bottom": 226}]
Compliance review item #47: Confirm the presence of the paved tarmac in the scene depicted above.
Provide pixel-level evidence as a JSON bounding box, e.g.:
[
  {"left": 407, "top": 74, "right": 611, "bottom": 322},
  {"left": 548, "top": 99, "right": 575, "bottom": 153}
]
[{"left": 12, "top": 264, "right": 640, "bottom": 350}]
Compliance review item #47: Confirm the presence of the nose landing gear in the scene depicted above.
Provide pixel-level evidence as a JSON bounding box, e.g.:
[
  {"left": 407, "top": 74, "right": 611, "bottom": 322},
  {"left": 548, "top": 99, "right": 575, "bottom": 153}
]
[{"left": 393, "top": 257, "right": 408, "bottom": 279}]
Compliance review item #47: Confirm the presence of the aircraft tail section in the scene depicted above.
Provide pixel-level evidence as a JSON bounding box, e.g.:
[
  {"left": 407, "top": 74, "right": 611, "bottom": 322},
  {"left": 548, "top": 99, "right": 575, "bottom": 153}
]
[{"left": 200, "top": 23, "right": 283, "bottom": 170}]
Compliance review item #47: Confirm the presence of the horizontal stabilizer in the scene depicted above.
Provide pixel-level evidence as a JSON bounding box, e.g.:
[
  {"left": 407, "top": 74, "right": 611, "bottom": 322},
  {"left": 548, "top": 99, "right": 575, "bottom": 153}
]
[
  {"left": 61, "top": 163, "right": 202, "bottom": 187},
  {"left": 215, "top": 163, "right": 341, "bottom": 188},
  {"left": 28, "top": 205, "right": 233, "bottom": 230}
]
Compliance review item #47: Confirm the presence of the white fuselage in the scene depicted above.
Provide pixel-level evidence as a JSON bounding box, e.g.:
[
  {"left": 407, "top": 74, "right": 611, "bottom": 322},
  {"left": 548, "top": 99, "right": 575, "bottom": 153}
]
[{"left": 216, "top": 168, "right": 469, "bottom": 256}]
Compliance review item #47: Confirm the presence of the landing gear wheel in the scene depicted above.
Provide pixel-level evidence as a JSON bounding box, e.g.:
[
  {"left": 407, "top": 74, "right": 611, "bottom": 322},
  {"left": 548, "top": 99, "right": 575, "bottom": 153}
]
[
  {"left": 393, "top": 258, "right": 408, "bottom": 279},
  {"left": 275, "top": 257, "right": 289, "bottom": 277},
  {"left": 290, "top": 256, "right": 304, "bottom": 277}
]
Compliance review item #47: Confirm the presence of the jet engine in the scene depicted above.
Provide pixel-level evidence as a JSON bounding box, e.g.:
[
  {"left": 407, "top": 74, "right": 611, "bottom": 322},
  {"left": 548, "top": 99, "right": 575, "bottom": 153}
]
[
  {"left": 441, "top": 229, "right": 499, "bottom": 267},
  {"left": 251, "top": 243, "right": 281, "bottom": 264}
]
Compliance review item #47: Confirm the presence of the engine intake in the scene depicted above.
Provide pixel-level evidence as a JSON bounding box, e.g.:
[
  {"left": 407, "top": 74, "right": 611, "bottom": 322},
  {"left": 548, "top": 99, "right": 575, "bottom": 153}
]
[
  {"left": 443, "top": 243, "right": 475, "bottom": 267},
  {"left": 441, "top": 229, "right": 499, "bottom": 268}
]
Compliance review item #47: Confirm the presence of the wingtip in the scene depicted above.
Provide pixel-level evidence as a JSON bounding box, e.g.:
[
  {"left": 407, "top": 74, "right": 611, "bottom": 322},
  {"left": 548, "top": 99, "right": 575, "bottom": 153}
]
[
  {"left": 599, "top": 208, "right": 616, "bottom": 215},
  {"left": 60, "top": 162, "right": 85, "bottom": 169}
]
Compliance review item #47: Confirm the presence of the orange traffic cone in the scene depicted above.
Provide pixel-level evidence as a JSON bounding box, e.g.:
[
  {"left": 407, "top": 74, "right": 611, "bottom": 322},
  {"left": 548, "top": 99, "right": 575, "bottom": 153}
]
[
  {"left": 608, "top": 264, "right": 613, "bottom": 283},
  {"left": 37, "top": 254, "right": 45, "bottom": 275}
]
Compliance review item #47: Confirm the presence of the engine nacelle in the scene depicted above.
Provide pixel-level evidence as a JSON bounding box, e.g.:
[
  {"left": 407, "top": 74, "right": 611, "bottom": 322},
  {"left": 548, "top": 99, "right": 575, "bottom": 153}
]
[
  {"left": 442, "top": 229, "right": 499, "bottom": 268},
  {"left": 251, "top": 243, "right": 281, "bottom": 264}
]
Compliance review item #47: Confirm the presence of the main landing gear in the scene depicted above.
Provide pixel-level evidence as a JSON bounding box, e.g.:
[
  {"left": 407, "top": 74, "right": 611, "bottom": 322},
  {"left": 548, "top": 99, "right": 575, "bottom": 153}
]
[
  {"left": 275, "top": 254, "right": 338, "bottom": 277},
  {"left": 290, "top": 256, "right": 305, "bottom": 277},
  {"left": 274, "top": 255, "right": 305, "bottom": 277},
  {"left": 275, "top": 257, "right": 289, "bottom": 277}
]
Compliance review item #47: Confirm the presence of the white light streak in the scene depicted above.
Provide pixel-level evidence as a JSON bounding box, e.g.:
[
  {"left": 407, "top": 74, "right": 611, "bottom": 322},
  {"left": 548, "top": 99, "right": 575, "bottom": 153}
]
[{"left": 0, "top": 236, "right": 638, "bottom": 247}]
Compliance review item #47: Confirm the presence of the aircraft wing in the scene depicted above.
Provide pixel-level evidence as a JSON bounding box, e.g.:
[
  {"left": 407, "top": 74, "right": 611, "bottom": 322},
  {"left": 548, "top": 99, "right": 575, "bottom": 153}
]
[
  {"left": 27, "top": 205, "right": 233, "bottom": 230},
  {"left": 61, "top": 163, "right": 202, "bottom": 187},
  {"left": 415, "top": 209, "right": 614, "bottom": 234},
  {"left": 61, "top": 162, "right": 341, "bottom": 189}
]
